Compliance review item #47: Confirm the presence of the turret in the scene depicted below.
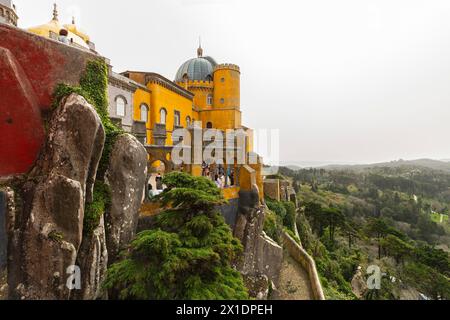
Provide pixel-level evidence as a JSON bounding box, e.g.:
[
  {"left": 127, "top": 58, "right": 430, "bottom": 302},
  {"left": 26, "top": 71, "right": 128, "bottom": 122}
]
[
  {"left": 0, "top": 0, "right": 18, "bottom": 26},
  {"left": 213, "top": 64, "right": 240, "bottom": 110}
]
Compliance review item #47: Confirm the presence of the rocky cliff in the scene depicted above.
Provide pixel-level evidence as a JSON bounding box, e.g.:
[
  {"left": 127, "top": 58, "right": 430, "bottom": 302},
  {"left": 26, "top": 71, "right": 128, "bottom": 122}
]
[
  {"left": 234, "top": 185, "right": 283, "bottom": 299},
  {"left": 3, "top": 94, "right": 147, "bottom": 300}
]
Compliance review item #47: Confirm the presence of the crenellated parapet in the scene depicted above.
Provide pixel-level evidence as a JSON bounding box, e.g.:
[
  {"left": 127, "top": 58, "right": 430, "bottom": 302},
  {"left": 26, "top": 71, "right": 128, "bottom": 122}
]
[
  {"left": 176, "top": 79, "right": 214, "bottom": 91},
  {"left": 214, "top": 63, "right": 241, "bottom": 73}
]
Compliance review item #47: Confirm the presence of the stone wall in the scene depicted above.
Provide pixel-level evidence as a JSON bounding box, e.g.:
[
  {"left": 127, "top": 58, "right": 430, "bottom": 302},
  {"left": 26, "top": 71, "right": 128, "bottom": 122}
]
[
  {"left": 263, "top": 179, "right": 280, "bottom": 201},
  {"left": 282, "top": 232, "right": 325, "bottom": 300},
  {"left": 234, "top": 186, "right": 283, "bottom": 298},
  {"left": 218, "top": 198, "right": 239, "bottom": 229},
  {"left": 107, "top": 83, "right": 134, "bottom": 133}
]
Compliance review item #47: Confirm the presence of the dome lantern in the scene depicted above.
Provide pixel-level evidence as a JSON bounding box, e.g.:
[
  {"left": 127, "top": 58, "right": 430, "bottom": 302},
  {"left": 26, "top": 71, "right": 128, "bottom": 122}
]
[
  {"left": 175, "top": 44, "right": 218, "bottom": 82},
  {"left": 197, "top": 37, "right": 203, "bottom": 58},
  {"left": 52, "top": 3, "right": 58, "bottom": 21}
]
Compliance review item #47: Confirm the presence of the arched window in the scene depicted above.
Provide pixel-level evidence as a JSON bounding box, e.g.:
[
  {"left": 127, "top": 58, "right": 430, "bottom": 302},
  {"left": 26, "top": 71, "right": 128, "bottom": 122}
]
[
  {"left": 174, "top": 111, "right": 181, "bottom": 127},
  {"left": 116, "top": 96, "right": 126, "bottom": 117},
  {"left": 160, "top": 108, "right": 167, "bottom": 125},
  {"left": 186, "top": 116, "right": 191, "bottom": 127},
  {"left": 207, "top": 94, "right": 213, "bottom": 106},
  {"left": 140, "top": 104, "right": 149, "bottom": 123},
  {"left": 206, "top": 122, "right": 213, "bottom": 129}
]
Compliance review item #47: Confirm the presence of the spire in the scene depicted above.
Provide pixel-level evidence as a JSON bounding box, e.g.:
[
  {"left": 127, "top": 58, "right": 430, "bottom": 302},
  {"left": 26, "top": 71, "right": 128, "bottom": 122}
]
[
  {"left": 197, "top": 37, "right": 203, "bottom": 58},
  {"left": 52, "top": 3, "right": 59, "bottom": 21}
]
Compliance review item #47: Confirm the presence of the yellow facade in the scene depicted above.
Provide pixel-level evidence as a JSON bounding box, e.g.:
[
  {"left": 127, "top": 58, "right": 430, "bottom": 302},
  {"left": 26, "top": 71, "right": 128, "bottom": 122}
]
[
  {"left": 146, "top": 80, "right": 199, "bottom": 146},
  {"left": 199, "top": 109, "right": 242, "bottom": 130},
  {"left": 124, "top": 50, "right": 263, "bottom": 199}
]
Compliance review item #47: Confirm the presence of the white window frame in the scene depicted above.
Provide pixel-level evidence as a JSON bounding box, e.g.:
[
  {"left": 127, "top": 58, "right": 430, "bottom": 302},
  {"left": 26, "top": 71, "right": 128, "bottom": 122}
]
[
  {"left": 207, "top": 94, "right": 213, "bottom": 106},
  {"left": 160, "top": 108, "right": 167, "bottom": 125},
  {"left": 140, "top": 104, "right": 149, "bottom": 123},
  {"left": 116, "top": 96, "right": 126, "bottom": 117},
  {"left": 174, "top": 110, "right": 181, "bottom": 127}
]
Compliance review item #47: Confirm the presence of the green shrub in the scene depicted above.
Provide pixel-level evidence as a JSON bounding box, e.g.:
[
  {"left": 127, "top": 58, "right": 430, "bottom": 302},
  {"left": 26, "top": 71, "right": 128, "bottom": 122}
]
[
  {"left": 264, "top": 210, "right": 280, "bottom": 243},
  {"left": 104, "top": 172, "right": 248, "bottom": 300},
  {"left": 282, "top": 201, "right": 297, "bottom": 232}
]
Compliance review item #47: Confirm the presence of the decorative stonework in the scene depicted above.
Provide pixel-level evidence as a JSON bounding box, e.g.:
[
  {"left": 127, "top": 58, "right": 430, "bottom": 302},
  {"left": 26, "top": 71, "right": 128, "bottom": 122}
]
[
  {"left": 145, "top": 73, "right": 194, "bottom": 100},
  {"left": 0, "top": 3, "right": 18, "bottom": 27}
]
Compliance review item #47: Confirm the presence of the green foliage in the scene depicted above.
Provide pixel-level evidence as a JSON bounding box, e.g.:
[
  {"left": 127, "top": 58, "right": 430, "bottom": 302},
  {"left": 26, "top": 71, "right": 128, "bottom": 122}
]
[
  {"left": 266, "top": 198, "right": 287, "bottom": 221},
  {"left": 84, "top": 181, "right": 111, "bottom": 235},
  {"left": 263, "top": 209, "right": 280, "bottom": 243},
  {"left": 380, "top": 235, "right": 414, "bottom": 264},
  {"left": 52, "top": 84, "right": 87, "bottom": 109},
  {"left": 104, "top": 172, "right": 248, "bottom": 300},
  {"left": 48, "top": 230, "right": 64, "bottom": 243},
  {"left": 402, "top": 262, "right": 450, "bottom": 300},
  {"left": 264, "top": 197, "right": 297, "bottom": 242},
  {"left": 285, "top": 228, "right": 301, "bottom": 245},
  {"left": 281, "top": 201, "right": 297, "bottom": 232},
  {"left": 283, "top": 165, "right": 450, "bottom": 300},
  {"left": 312, "top": 240, "right": 356, "bottom": 299},
  {"left": 414, "top": 244, "right": 450, "bottom": 276}
]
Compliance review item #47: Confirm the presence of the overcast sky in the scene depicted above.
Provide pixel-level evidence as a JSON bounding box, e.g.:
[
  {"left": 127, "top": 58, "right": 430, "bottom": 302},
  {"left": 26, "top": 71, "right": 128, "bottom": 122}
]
[{"left": 14, "top": 0, "right": 450, "bottom": 165}]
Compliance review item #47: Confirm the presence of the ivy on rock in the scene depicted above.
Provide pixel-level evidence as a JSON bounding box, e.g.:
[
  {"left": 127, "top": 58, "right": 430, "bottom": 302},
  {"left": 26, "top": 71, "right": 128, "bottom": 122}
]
[{"left": 52, "top": 59, "right": 123, "bottom": 235}]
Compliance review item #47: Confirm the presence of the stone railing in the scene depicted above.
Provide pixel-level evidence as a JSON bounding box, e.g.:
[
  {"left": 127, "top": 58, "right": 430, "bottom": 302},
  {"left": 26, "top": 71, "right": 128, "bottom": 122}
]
[
  {"left": 282, "top": 232, "right": 326, "bottom": 300},
  {"left": 153, "top": 123, "right": 167, "bottom": 146},
  {"left": 132, "top": 121, "right": 147, "bottom": 145}
]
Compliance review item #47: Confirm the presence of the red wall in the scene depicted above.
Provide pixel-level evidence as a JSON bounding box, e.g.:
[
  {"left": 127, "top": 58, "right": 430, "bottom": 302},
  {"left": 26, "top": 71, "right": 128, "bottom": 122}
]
[{"left": 0, "top": 24, "right": 100, "bottom": 177}]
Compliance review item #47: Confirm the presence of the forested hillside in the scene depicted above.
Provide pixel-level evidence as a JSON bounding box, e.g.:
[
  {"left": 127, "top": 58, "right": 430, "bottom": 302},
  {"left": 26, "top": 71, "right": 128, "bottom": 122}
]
[{"left": 278, "top": 165, "right": 450, "bottom": 300}]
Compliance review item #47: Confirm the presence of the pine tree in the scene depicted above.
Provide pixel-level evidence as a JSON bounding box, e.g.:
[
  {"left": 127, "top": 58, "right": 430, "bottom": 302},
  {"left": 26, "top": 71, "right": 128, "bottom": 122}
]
[{"left": 103, "top": 172, "right": 248, "bottom": 300}]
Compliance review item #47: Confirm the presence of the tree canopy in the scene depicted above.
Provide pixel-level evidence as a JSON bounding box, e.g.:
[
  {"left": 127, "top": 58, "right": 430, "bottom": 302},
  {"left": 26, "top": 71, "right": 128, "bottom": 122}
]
[{"left": 104, "top": 172, "right": 248, "bottom": 300}]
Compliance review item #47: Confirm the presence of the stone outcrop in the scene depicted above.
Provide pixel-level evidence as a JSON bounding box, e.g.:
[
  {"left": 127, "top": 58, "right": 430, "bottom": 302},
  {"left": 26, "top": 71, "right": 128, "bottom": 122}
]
[
  {"left": 234, "top": 184, "right": 283, "bottom": 298},
  {"left": 104, "top": 134, "right": 148, "bottom": 264},
  {"left": 72, "top": 216, "right": 108, "bottom": 300},
  {"left": 351, "top": 266, "right": 367, "bottom": 299},
  {"left": 7, "top": 94, "right": 105, "bottom": 300}
]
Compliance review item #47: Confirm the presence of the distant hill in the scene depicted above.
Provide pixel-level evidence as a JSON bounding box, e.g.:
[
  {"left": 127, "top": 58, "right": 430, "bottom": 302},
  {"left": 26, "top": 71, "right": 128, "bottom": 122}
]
[{"left": 321, "top": 159, "right": 450, "bottom": 173}]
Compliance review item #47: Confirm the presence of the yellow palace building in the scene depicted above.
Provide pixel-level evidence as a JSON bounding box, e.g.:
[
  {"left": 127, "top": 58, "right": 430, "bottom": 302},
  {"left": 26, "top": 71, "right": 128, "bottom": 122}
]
[{"left": 26, "top": 4, "right": 264, "bottom": 202}]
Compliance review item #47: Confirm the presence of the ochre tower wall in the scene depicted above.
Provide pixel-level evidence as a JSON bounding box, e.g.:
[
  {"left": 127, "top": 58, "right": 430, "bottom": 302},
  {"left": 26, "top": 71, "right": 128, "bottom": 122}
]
[
  {"left": 213, "top": 64, "right": 240, "bottom": 110},
  {"left": 199, "top": 109, "right": 242, "bottom": 130},
  {"left": 177, "top": 80, "right": 214, "bottom": 112}
]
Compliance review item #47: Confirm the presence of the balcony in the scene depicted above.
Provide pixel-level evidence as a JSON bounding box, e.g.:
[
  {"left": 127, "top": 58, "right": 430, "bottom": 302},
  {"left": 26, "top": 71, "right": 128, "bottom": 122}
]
[
  {"left": 153, "top": 123, "right": 167, "bottom": 146},
  {"left": 132, "top": 121, "right": 147, "bottom": 145}
]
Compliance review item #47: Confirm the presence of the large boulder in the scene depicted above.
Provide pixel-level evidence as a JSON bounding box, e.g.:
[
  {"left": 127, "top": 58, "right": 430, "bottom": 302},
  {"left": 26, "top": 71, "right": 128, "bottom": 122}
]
[
  {"left": 234, "top": 185, "right": 283, "bottom": 297},
  {"left": 7, "top": 94, "right": 105, "bottom": 300},
  {"left": 104, "top": 134, "right": 147, "bottom": 264},
  {"left": 72, "top": 216, "right": 108, "bottom": 300}
]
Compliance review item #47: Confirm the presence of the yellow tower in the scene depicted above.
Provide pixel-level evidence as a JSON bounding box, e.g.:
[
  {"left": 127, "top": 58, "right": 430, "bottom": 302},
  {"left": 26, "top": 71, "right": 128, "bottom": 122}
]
[{"left": 213, "top": 64, "right": 240, "bottom": 110}]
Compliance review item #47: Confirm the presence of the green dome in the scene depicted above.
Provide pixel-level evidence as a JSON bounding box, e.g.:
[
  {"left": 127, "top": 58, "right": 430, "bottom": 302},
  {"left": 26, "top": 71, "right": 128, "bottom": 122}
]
[{"left": 175, "top": 56, "right": 217, "bottom": 82}]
